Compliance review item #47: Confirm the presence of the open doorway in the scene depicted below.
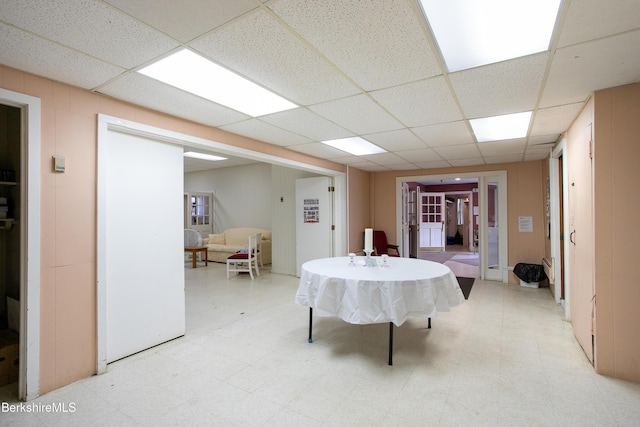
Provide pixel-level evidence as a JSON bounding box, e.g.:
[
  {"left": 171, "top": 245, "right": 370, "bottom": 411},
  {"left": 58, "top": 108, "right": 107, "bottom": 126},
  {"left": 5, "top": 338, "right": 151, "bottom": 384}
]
[
  {"left": 0, "top": 88, "right": 41, "bottom": 402},
  {"left": 397, "top": 171, "right": 508, "bottom": 282}
]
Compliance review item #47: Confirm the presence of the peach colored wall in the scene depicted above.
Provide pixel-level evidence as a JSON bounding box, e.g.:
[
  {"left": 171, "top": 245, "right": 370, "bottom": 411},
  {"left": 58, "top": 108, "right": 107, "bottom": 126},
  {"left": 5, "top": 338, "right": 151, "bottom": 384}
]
[
  {"left": 592, "top": 83, "right": 640, "bottom": 382},
  {"left": 347, "top": 167, "right": 371, "bottom": 252},
  {"left": 0, "top": 65, "right": 346, "bottom": 394},
  {"left": 372, "top": 161, "right": 547, "bottom": 284}
]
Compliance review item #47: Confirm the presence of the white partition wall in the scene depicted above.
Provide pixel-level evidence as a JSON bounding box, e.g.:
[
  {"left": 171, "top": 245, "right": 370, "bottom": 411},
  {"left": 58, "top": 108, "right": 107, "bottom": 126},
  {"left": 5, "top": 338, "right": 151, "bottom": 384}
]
[{"left": 98, "top": 122, "right": 185, "bottom": 366}]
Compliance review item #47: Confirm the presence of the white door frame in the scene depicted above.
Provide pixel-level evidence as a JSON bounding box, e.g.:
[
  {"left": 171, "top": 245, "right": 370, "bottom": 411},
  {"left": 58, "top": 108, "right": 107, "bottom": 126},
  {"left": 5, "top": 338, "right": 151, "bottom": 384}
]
[
  {"left": 396, "top": 170, "right": 508, "bottom": 282},
  {"left": 0, "top": 88, "right": 41, "bottom": 401},
  {"left": 550, "top": 139, "right": 569, "bottom": 317}
]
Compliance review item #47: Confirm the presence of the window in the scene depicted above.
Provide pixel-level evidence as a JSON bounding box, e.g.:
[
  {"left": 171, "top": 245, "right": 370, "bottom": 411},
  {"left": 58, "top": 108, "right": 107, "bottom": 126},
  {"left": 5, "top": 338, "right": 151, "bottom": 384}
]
[{"left": 190, "top": 194, "right": 210, "bottom": 226}]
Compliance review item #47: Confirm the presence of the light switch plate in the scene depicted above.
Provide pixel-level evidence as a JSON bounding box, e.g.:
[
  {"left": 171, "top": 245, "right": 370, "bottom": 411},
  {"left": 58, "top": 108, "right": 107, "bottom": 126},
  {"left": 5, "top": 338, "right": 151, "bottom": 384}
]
[{"left": 53, "top": 156, "right": 65, "bottom": 172}]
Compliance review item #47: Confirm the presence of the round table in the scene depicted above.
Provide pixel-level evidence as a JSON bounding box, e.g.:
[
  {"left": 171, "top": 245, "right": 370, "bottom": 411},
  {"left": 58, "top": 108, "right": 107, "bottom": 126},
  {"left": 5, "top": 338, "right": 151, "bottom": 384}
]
[{"left": 295, "top": 256, "right": 465, "bottom": 364}]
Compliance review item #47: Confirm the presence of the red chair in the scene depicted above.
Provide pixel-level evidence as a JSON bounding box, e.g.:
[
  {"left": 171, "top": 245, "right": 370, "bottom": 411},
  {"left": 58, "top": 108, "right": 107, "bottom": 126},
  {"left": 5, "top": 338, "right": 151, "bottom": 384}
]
[{"left": 372, "top": 230, "right": 400, "bottom": 257}]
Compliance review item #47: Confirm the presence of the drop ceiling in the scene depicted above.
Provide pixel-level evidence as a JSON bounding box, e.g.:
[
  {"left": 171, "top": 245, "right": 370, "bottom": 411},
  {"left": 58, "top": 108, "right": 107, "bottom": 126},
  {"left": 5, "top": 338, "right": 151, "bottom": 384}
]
[{"left": 1, "top": 0, "right": 640, "bottom": 172}]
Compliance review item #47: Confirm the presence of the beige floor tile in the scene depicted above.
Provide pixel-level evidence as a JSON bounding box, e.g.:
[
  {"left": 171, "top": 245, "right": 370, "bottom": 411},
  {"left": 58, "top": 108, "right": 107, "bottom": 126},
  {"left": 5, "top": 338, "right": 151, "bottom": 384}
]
[{"left": 2, "top": 260, "right": 640, "bottom": 426}]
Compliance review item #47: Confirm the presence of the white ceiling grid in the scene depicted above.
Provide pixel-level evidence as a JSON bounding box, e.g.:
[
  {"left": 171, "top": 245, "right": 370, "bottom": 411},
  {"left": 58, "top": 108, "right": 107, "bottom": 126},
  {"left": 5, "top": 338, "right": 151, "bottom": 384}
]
[{"left": 1, "top": 0, "right": 640, "bottom": 171}]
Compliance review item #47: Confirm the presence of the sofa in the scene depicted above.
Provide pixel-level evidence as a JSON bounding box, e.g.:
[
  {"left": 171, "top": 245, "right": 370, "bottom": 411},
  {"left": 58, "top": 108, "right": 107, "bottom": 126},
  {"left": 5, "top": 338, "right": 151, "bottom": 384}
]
[{"left": 202, "top": 227, "right": 272, "bottom": 264}]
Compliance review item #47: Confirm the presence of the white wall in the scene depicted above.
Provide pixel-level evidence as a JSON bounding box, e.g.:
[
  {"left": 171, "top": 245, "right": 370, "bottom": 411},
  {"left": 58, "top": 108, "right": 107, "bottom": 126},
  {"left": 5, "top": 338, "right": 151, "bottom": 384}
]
[
  {"left": 185, "top": 162, "right": 321, "bottom": 274},
  {"left": 184, "top": 163, "right": 272, "bottom": 232}
]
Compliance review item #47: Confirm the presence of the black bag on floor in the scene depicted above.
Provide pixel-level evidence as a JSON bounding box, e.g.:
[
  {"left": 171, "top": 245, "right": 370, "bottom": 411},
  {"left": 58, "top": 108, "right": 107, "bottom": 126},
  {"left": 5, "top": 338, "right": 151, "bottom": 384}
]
[{"left": 514, "top": 263, "right": 547, "bottom": 283}]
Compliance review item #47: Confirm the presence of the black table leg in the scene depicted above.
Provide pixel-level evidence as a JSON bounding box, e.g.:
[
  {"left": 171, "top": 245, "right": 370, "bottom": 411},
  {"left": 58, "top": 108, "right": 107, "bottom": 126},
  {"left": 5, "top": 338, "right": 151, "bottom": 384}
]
[
  {"left": 428, "top": 317, "right": 431, "bottom": 329},
  {"left": 308, "top": 307, "right": 313, "bottom": 343},
  {"left": 388, "top": 322, "right": 393, "bottom": 366}
]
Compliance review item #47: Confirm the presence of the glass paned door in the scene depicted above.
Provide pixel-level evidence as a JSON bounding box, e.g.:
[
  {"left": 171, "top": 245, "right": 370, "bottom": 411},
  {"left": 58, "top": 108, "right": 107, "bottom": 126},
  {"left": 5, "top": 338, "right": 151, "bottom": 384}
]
[
  {"left": 419, "top": 192, "right": 446, "bottom": 251},
  {"left": 479, "top": 174, "right": 507, "bottom": 281}
]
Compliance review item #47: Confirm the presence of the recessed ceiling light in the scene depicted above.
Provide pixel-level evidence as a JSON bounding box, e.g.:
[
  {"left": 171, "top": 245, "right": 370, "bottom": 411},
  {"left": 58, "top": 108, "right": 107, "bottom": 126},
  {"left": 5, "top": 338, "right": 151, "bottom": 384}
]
[
  {"left": 321, "top": 137, "right": 386, "bottom": 156},
  {"left": 138, "top": 49, "right": 297, "bottom": 117},
  {"left": 470, "top": 111, "right": 532, "bottom": 142},
  {"left": 184, "top": 151, "right": 227, "bottom": 162},
  {"left": 419, "top": 0, "right": 561, "bottom": 72}
]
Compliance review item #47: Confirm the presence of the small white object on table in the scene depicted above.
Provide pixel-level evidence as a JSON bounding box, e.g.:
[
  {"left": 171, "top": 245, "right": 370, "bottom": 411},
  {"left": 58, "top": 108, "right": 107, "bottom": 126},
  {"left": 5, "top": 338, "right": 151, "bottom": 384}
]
[{"left": 295, "top": 256, "right": 465, "bottom": 364}]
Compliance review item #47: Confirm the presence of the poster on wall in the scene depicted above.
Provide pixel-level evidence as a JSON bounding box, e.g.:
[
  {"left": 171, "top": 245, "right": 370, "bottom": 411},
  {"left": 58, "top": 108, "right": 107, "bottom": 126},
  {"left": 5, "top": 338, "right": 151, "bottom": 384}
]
[
  {"left": 519, "top": 216, "right": 533, "bottom": 232},
  {"left": 303, "top": 198, "right": 320, "bottom": 223}
]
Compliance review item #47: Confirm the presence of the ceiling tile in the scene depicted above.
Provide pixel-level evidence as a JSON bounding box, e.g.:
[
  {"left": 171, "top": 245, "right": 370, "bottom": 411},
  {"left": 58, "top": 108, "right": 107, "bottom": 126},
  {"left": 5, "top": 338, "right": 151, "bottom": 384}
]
[
  {"left": 484, "top": 154, "right": 524, "bottom": 164},
  {"left": 2, "top": 0, "right": 638, "bottom": 172},
  {"left": 360, "top": 152, "right": 406, "bottom": 166},
  {"left": 414, "top": 160, "right": 452, "bottom": 169},
  {"left": 541, "top": 30, "right": 640, "bottom": 108},
  {"left": 220, "top": 119, "right": 313, "bottom": 147},
  {"left": 433, "top": 144, "right": 481, "bottom": 160},
  {"left": 531, "top": 103, "right": 584, "bottom": 136},
  {"left": 309, "top": 94, "right": 403, "bottom": 135},
  {"left": 371, "top": 76, "right": 463, "bottom": 128},
  {"left": 411, "top": 121, "right": 474, "bottom": 147},
  {"left": 259, "top": 108, "right": 351, "bottom": 141},
  {"left": 98, "top": 72, "right": 249, "bottom": 127},
  {"left": 268, "top": 0, "right": 442, "bottom": 91},
  {"left": 395, "top": 148, "right": 443, "bottom": 163},
  {"left": 450, "top": 53, "right": 549, "bottom": 118},
  {"left": 557, "top": 0, "right": 640, "bottom": 48},
  {"left": 477, "top": 139, "right": 526, "bottom": 157},
  {"left": 0, "top": 23, "right": 125, "bottom": 89},
  {"left": 191, "top": 9, "right": 360, "bottom": 106},
  {"left": 362, "top": 129, "right": 427, "bottom": 152},
  {"left": 448, "top": 158, "right": 485, "bottom": 167},
  {"left": 528, "top": 135, "right": 559, "bottom": 146},
  {"left": 104, "top": 0, "right": 260, "bottom": 43},
  {"left": 287, "top": 141, "right": 350, "bottom": 159},
  {"left": 0, "top": 0, "right": 179, "bottom": 69}
]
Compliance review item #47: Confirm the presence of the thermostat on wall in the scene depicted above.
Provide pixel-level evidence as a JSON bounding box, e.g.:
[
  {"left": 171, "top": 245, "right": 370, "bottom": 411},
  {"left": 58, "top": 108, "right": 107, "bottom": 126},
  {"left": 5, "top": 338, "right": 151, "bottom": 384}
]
[{"left": 53, "top": 156, "right": 65, "bottom": 172}]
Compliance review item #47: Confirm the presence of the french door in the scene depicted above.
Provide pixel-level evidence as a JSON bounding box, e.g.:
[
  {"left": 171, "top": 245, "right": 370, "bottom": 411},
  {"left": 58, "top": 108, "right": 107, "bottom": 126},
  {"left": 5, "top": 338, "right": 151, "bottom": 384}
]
[
  {"left": 479, "top": 174, "right": 507, "bottom": 281},
  {"left": 419, "top": 192, "right": 445, "bottom": 251}
]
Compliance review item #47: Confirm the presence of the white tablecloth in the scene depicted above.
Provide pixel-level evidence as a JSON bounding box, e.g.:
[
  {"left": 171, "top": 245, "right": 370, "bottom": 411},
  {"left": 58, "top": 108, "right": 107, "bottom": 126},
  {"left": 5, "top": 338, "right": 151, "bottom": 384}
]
[{"left": 296, "top": 256, "right": 465, "bottom": 326}]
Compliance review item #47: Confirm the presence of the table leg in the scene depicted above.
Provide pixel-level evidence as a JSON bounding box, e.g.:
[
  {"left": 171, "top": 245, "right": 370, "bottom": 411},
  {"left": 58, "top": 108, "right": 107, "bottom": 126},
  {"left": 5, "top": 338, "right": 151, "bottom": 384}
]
[
  {"left": 388, "top": 322, "right": 393, "bottom": 366},
  {"left": 308, "top": 307, "right": 313, "bottom": 343},
  {"left": 192, "top": 250, "right": 197, "bottom": 268},
  {"left": 428, "top": 318, "right": 431, "bottom": 329}
]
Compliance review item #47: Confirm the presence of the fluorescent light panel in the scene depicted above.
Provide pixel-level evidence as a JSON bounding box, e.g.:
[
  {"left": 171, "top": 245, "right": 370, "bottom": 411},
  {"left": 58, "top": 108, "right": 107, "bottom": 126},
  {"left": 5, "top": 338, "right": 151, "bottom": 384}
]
[
  {"left": 321, "top": 137, "right": 386, "bottom": 156},
  {"left": 138, "top": 49, "right": 297, "bottom": 117},
  {"left": 184, "top": 151, "right": 227, "bottom": 162},
  {"left": 420, "top": 0, "right": 561, "bottom": 72},
  {"left": 470, "top": 111, "right": 532, "bottom": 142}
]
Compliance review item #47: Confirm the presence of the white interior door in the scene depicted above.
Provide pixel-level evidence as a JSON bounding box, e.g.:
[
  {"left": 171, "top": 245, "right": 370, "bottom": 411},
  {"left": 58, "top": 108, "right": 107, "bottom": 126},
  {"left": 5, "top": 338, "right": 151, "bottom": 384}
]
[
  {"left": 567, "top": 125, "right": 595, "bottom": 363},
  {"left": 419, "top": 192, "right": 445, "bottom": 251},
  {"left": 100, "top": 129, "right": 185, "bottom": 364},
  {"left": 296, "top": 177, "right": 333, "bottom": 276}
]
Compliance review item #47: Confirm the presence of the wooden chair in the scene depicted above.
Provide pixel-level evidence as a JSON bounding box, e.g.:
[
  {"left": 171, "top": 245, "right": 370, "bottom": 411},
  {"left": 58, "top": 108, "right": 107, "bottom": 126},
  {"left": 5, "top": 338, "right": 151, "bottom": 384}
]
[
  {"left": 255, "top": 232, "right": 263, "bottom": 267},
  {"left": 226, "top": 234, "right": 260, "bottom": 279},
  {"left": 372, "top": 230, "right": 400, "bottom": 257}
]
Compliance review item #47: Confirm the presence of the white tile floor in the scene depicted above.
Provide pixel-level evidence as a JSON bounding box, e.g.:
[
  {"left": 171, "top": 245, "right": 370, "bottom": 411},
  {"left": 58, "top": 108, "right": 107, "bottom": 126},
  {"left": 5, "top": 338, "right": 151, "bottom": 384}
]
[{"left": 2, "top": 261, "right": 640, "bottom": 426}]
